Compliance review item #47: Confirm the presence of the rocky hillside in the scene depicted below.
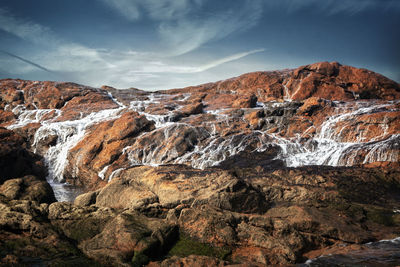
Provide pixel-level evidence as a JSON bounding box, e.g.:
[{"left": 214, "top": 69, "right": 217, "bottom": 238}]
[{"left": 1, "top": 62, "right": 400, "bottom": 266}]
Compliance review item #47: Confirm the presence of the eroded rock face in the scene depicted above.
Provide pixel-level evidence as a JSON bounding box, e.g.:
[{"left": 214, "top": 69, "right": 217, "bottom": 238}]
[
  {"left": 80, "top": 211, "right": 178, "bottom": 266},
  {"left": 149, "top": 255, "right": 228, "bottom": 267},
  {"left": 0, "top": 175, "right": 55, "bottom": 204},
  {"left": 64, "top": 111, "right": 154, "bottom": 189},
  {"left": 87, "top": 165, "right": 269, "bottom": 214},
  {"left": 2, "top": 62, "right": 400, "bottom": 188},
  {"left": 0, "top": 79, "right": 118, "bottom": 114},
  {"left": 1, "top": 154, "right": 400, "bottom": 265}
]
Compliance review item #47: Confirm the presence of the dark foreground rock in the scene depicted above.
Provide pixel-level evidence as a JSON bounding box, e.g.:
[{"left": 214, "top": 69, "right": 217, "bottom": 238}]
[
  {"left": 2, "top": 163, "right": 399, "bottom": 266},
  {"left": 70, "top": 165, "right": 400, "bottom": 265},
  {"left": 0, "top": 127, "right": 46, "bottom": 183}
]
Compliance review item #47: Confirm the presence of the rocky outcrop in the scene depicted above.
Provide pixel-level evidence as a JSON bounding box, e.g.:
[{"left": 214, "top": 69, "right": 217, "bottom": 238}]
[
  {"left": 80, "top": 211, "right": 178, "bottom": 266},
  {"left": 1, "top": 62, "right": 400, "bottom": 266},
  {"left": 69, "top": 164, "right": 400, "bottom": 265},
  {"left": 0, "top": 79, "right": 118, "bottom": 113},
  {"left": 2, "top": 62, "right": 399, "bottom": 187}
]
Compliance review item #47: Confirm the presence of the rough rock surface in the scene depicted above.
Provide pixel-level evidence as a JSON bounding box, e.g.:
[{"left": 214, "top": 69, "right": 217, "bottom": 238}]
[
  {"left": 0, "top": 175, "right": 55, "bottom": 204},
  {"left": 71, "top": 164, "right": 400, "bottom": 265},
  {"left": 65, "top": 111, "right": 155, "bottom": 189}
]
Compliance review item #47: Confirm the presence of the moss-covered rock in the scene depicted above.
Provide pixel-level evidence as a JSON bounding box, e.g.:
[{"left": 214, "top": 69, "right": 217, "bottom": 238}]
[{"left": 167, "top": 233, "right": 231, "bottom": 260}]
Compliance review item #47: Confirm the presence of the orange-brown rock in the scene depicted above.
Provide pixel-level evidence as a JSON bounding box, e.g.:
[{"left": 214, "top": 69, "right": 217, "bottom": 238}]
[
  {"left": 1, "top": 62, "right": 400, "bottom": 266},
  {"left": 297, "top": 97, "right": 329, "bottom": 115},
  {"left": 0, "top": 79, "right": 119, "bottom": 122},
  {"left": 78, "top": 210, "right": 178, "bottom": 266},
  {"left": 57, "top": 91, "right": 119, "bottom": 121},
  {"left": 0, "top": 110, "right": 15, "bottom": 125},
  {"left": 65, "top": 111, "right": 154, "bottom": 189},
  {"left": 0, "top": 197, "right": 96, "bottom": 266},
  {"left": 232, "top": 94, "right": 257, "bottom": 108},
  {"left": 179, "top": 102, "right": 204, "bottom": 116},
  {"left": 149, "top": 255, "right": 228, "bottom": 267}
]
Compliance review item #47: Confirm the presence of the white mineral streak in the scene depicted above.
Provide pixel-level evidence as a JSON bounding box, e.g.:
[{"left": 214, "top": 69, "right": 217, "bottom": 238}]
[
  {"left": 7, "top": 92, "right": 125, "bottom": 200},
  {"left": 6, "top": 88, "right": 399, "bottom": 198},
  {"left": 125, "top": 99, "right": 399, "bottom": 169}
]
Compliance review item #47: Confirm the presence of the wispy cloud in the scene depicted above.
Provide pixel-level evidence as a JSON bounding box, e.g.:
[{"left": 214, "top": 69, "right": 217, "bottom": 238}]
[
  {"left": 0, "top": 7, "right": 107, "bottom": 72},
  {"left": 0, "top": 4, "right": 266, "bottom": 89},
  {"left": 269, "top": 0, "right": 400, "bottom": 15},
  {"left": 131, "top": 49, "right": 265, "bottom": 74},
  {"left": 0, "top": 6, "right": 264, "bottom": 88},
  {"left": 100, "top": 0, "right": 263, "bottom": 55},
  {"left": 0, "top": 8, "right": 58, "bottom": 46},
  {"left": 196, "top": 49, "right": 265, "bottom": 72},
  {"left": 100, "top": 0, "right": 200, "bottom": 22}
]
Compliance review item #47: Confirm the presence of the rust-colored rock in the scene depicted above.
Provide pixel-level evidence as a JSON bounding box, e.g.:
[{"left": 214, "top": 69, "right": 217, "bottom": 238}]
[
  {"left": 163, "top": 61, "right": 400, "bottom": 102},
  {"left": 65, "top": 111, "right": 154, "bottom": 188}
]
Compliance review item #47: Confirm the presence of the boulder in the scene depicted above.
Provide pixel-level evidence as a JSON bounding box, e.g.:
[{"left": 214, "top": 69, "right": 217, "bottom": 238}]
[
  {"left": 79, "top": 211, "right": 178, "bottom": 266},
  {"left": 0, "top": 175, "right": 56, "bottom": 204},
  {"left": 0, "top": 196, "right": 95, "bottom": 265}
]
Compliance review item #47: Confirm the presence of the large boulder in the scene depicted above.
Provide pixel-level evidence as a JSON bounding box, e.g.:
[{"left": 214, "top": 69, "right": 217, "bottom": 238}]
[
  {"left": 79, "top": 211, "right": 178, "bottom": 266},
  {"left": 0, "top": 175, "right": 55, "bottom": 204},
  {"left": 0, "top": 196, "right": 95, "bottom": 266}
]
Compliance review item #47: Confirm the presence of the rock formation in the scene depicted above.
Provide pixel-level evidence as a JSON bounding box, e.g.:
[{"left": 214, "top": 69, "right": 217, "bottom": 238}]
[{"left": 1, "top": 62, "right": 400, "bottom": 266}]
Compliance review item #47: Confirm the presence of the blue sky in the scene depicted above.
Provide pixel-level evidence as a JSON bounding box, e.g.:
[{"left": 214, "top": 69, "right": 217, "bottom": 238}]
[{"left": 0, "top": 0, "right": 399, "bottom": 90}]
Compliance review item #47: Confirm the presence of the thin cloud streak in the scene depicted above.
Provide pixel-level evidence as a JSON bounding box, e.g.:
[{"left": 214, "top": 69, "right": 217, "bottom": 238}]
[
  {"left": 0, "top": 6, "right": 267, "bottom": 89},
  {"left": 129, "top": 49, "right": 265, "bottom": 74},
  {"left": 269, "top": 0, "right": 400, "bottom": 15},
  {"left": 0, "top": 50, "right": 54, "bottom": 73},
  {"left": 196, "top": 49, "right": 265, "bottom": 72}
]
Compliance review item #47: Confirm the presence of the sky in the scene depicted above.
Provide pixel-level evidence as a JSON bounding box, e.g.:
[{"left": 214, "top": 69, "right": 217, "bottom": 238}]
[{"left": 0, "top": 0, "right": 399, "bottom": 90}]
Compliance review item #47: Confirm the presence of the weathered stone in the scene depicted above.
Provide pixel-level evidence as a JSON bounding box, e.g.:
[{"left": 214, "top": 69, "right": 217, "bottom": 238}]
[
  {"left": 79, "top": 211, "right": 178, "bottom": 266},
  {"left": 0, "top": 196, "right": 95, "bottom": 265},
  {"left": 0, "top": 175, "right": 56, "bottom": 204}
]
